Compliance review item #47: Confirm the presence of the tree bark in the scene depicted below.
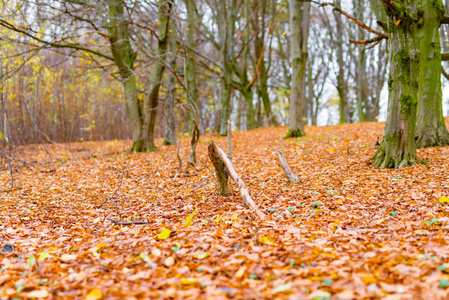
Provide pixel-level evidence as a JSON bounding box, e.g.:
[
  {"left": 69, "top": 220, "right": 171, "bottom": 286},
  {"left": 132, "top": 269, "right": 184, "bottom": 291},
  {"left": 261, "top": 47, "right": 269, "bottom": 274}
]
[
  {"left": 217, "top": 0, "right": 236, "bottom": 136},
  {"left": 142, "top": 0, "right": 172, "bottom": 152},
  {"left": 208, "top": 142, "right": 266, "bottom": 220},
  {"left": 253, "top": 0, "right": 278, "bottom": 126},
  {"left": 372, "top": 0, "right": 419, "bottom": 168},
  {"left": 277, "top": 151, "right": 299, "bottom": 184},
  {"left": 185, "top": 0, "right": 201, "bottom": 165},
  {"left": 163, "top": 21, "right": 177, "bottom": 146},
  {"left": 355, "top": 0, "right": 367, "bottom": 123},
  {"left": 106, "top": 0, "right": 142, "bottom": 152},
  {"left": 285, "top": 0, "right": 310, "bottom": 139},
  {"left": 415, "top": 0, "right": 449, "bottom": 148},
  {"left": 208, "top": 142, "right": 229, "bottom": 196},
  {"left": 335, "top": 0, "right": 348, "bottom": 124}
]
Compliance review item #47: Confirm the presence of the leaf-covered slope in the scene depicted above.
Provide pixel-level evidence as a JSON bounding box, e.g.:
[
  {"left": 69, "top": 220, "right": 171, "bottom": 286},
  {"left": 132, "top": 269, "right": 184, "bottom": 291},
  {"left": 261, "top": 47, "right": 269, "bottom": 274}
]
[{"left": 1, "top": 121, "right": 449, "bottom": 299}]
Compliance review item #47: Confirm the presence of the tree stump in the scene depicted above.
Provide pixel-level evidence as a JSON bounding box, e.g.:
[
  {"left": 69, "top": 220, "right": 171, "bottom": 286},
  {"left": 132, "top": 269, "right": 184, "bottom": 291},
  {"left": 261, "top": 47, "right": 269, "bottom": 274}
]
[
  {"left": 208, "top": 141, "right": 266, "bottom": 220},
  {"left": 208, "top": 142, "right": 229, "bottom": 196}
]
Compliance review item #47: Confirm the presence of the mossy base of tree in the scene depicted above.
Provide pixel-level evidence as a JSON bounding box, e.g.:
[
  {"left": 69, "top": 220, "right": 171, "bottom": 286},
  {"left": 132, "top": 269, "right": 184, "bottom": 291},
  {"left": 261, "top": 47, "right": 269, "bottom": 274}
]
[
  {"left": 145, "top": 143, "right": 157, "bottom": 152},
  {"left": 163, "top": 140, "right": 174, "bottom": 146},
  {"left": 372, "top": 143, "right": 418, "bottom": 169},
  {"left": 415, "top": 125, "right": 449, "bottom": 149},
  {"left": 283, "top": 129, "right": 306, "bottom": 139},
  {"left": 130, "top": 141, "right": 143, "bottom": 152}
]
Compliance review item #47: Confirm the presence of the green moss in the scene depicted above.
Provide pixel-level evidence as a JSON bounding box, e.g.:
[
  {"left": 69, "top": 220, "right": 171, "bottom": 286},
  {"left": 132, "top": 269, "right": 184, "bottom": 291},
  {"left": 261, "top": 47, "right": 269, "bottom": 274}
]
[
  {"left": 283, "top": 129, "right": 306, "bottom": 140},
  {"left": 130, "top": 141, "right": 142, "bottom": 152}
]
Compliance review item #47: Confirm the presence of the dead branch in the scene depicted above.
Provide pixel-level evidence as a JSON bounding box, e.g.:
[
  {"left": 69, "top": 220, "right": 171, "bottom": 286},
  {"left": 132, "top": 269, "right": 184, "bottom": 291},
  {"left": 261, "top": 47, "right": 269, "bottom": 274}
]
[
  {"left": 176, "top": 140, "right": 182, "bottom": 169},
  {"left": 313, "top": 1, "right": 388, "bottom": 40},
  {"left": 277, "top": 151, "right": 299, "bottom": 184},
  {"left": 189, "top": 121, "right": 200, "bottom": 166},
  {"left": 350, "top": 36, "right": 385, "bottom": 45},
  {"left": 108, "top": 217, "right": 150, "bottom": 225},
  {"left": 192, "top": 171, "right": 213, "bottom": 189},
  {"left": 208, "top": 142, "right": 266, "bottom": 220},
  {"left": 443, "top": 66, "right": 449, "bottom": 81},
  {"left": 97, "top": 165, "right": 125, "bottom": 208},
  {"left": 148, "top": 186, "right": 171, "bottom": 194}
]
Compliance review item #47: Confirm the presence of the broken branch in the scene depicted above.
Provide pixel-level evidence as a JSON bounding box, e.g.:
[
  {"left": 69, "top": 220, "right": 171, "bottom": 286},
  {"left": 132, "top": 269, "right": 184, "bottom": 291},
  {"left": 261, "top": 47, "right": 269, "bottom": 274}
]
[
  {"left": 208, "top": 142, "right": 266, "bottom": 220},
  {"left": 277, "top": 151, "right": 300, "bottom": 184}
]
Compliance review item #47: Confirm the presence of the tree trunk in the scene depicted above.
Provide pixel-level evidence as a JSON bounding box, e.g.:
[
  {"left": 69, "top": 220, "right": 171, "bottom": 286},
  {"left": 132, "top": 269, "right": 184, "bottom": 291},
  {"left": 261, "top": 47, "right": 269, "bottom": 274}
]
[
  {"left": 142, "top": 0, "right": 172, "bottom": 152},
  {"left": 218, "top": 0, "right": 236, "bottom": 136},
  {"left": 335, "top": 0, "right": 348, "bottom": 124},
  {"left": 415, "top": 0, "right": 449, "bottom": 148},
  {"left": 285, "top": 0, "right": 310, "bottom": 139},
  {"left": 106, "top": 0, "right": 142, "bottom": 151},
  {"left": 372, "top": 1, "right": 419, "bottom": 168},
  {"left": 163, "top": 21, "right": 177, "bottom": 146},
  {"left": 185, "top": 0, "right": 201, "bottom": 165},
  {"left": 355, "top": 0, "right": 367, "bottom": 122},
  {"left": 253, "top": 0, "right": 278, "bottom": 126}
]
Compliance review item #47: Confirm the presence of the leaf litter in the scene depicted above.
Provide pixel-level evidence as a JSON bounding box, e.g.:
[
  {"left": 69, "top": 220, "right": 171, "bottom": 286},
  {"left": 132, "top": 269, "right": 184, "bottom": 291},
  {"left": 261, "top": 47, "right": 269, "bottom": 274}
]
[{"left": 1, "top": 121, "right": 449, "bottom": 299}]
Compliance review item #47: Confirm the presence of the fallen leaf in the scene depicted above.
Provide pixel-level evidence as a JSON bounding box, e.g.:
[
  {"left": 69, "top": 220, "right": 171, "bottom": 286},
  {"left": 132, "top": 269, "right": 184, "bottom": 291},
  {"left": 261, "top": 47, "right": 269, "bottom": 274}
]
[
  {"left": 157, "top": 229, "right": 171, "bottom": 240},
  {"left": 85, "top": 289, "right": 103, "bottom": 300}
]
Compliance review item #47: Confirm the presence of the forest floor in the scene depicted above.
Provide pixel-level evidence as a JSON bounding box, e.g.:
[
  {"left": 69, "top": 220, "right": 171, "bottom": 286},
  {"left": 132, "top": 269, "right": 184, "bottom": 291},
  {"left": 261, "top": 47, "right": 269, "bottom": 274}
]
[{"left": 1, "top": 121, "right": 449, "bottom": 299}]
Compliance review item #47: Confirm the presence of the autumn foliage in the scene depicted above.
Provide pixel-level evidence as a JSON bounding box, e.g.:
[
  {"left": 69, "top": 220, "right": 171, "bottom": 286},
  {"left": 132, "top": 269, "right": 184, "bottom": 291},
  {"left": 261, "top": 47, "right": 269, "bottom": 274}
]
[{"left": 1, "top": 121, "right": 449, "bottom": 299}]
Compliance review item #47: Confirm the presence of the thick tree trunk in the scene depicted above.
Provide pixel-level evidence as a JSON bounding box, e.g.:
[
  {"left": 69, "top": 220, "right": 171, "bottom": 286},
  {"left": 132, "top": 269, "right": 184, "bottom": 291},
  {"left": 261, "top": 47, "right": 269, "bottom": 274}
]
[
  {"left": 285, "top": 0, "right": 309, "bottom": 139},
  {"left": 142, "top": 0, "right": 172, "bottom": 152},
  {"left": 106, "top": 0, "right": 142, "bottom": 152},
  {"left": 243, "top": 87, "right": 256, "bottom": 130},
  {"left": 372, "top": 1, "right": 419, "bottom": 168},
  {"left": 415, "top": 0, "right": 449, "bottom": 148},
  {"left": 123, "top": 76, "right": 142, "bottom": 151}
]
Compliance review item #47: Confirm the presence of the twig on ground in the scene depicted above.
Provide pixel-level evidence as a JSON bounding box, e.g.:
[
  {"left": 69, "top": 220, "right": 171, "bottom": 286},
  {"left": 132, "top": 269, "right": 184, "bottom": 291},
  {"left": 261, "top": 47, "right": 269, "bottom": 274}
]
[
  {"left": 176, "top": 140, "right": 182, "bottom": 168},
  {"left": 192, "top": 171, "right": 213, "bottom": 189},
  {"left": 148, "top": 186, "right": 171, "bottom": 194},
  {"left": 108, "top": 217, "right": 150, "bottom": 225},
  {"left": 97, "top": 165, "right": 125, "bottom": 208}
]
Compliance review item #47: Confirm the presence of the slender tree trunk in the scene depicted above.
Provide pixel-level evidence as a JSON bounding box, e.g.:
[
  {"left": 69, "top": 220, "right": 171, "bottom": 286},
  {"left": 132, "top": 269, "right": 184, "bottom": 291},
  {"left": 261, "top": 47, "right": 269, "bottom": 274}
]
[
  {"left": 253, "top": 0, "right": 278, "bottom": 126},
  {"left": 372, "top": 1, "right": 419, "bottom": 168},
  {"left": 335, "top": 0, "right": 348, "bottom": 124},
  {"left": 163, "top": 21, "right": 177, "bottom": 146},
  {"left": 415, "top": 0, "right": 449, "bottom": 148},
  {"left": 217, "top": 0, "right": 236, "bottom": 136},
  {"left": 356, "top": 0, "right": 367, "bottom": 122},
  {"left": 185, "top": 0, "right": 201, "bottom": 165},
  {"left": 142, "top": 0, "right": 172, "bottom": 152},
  {"left": 237, "top": 0, "right": 256, "bottom": 130},
  {"left": 106, "top": 0, "right": 142, "bottom": 151},
  {"left": 285, "top": 0, "right": 310, "bottom": 139}
]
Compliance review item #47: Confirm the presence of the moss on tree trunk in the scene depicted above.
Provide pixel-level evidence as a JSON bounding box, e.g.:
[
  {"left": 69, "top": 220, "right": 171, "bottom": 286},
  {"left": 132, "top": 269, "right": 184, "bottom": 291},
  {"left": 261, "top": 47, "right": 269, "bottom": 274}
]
[
  {"left": 372, "top": 2, "right": 419, "bottom": 168},
  {"left": 415, "top": 0, "right": 449, "bottom": 148},
  {"left": 285, "top": 0, "right": 309, "bottom": 139},
  {"left": 141, "top": 0, "right": 172, "bottom": 152},
  {"left": 106, "top": 0, "right": 142, "bottom": 152}
]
